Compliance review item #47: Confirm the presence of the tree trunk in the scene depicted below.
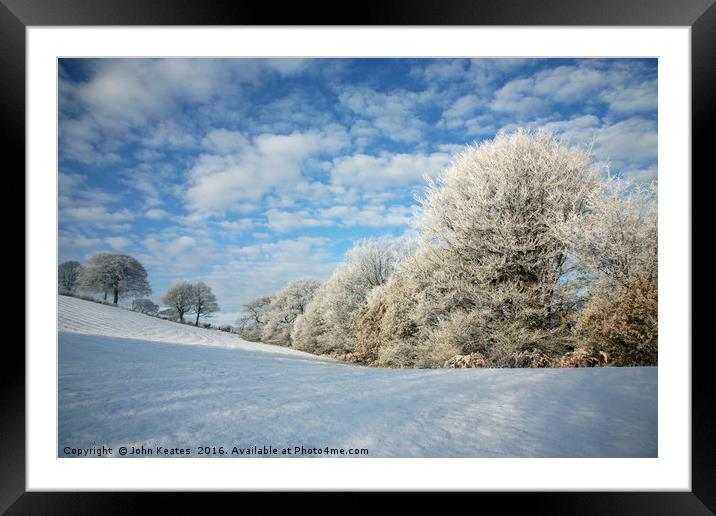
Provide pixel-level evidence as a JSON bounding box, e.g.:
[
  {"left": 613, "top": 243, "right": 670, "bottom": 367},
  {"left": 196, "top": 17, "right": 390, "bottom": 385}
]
[
  {"left": 179, "top": 311, "right": 184, "bottom": 323},
  {"left": 195, "top": 312, "right": 200, "bottom": 326},
  {"left": 103, "top": 291, "right": 107, "bottom": 301},
  {"left": 113, "top": 289, "right": 119, "bottom": 304}
]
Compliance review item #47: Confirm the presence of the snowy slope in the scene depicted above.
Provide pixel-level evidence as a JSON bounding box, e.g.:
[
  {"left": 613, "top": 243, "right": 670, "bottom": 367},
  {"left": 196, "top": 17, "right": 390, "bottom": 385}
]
[
  {"left": 59, "top": 295, "right": 325, "bottom": 359},
  {"left": 59, "top": 296, "right": 658, "bottom": 458}
]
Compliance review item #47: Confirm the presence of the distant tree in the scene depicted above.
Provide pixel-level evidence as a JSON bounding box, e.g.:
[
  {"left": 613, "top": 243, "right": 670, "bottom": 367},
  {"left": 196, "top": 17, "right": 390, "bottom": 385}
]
[
  {"left": 79, "top": 253, "right": 151, "bottom": 304},
  {"left": 162, "top": 281, "right": 194, "bottom": 323},
  {"left": 132, "top": 298, "right": 159, "bottom": 314},
  {"left": 58, "top": 260, "right": 82, "bottom": 295},
  {"left": 190, "top": 282, "right": 219, "bottom": 326},
  {"left": 235, "top": 295, "right": 273, "bottom": 341},
  {"left": 158, "top": 307, "right": 179, "bottom": 320}
]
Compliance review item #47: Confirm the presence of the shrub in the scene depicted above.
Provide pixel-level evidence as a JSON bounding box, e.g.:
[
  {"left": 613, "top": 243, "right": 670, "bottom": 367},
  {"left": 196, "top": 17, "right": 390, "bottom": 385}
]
[
  {"left": 493, "top": 350, "right": 553, "bottom": 368},
  {"left": 575, "top": 272, "right": 658, "bottom": 366},
  {"left": 444, "top": 353, "right": 489, "bottom": 368},
  {"left": 132, "top": 298, "right": 159, "bottom": 314},
  {"left": 354, "top": 276, "right": 420, "bottom": 363},
  {"left": 557, "top": 347, "right": 608, "bottom": 368},
  {"left": 354, "top": 274, "right": 459, "bottom": 368}
]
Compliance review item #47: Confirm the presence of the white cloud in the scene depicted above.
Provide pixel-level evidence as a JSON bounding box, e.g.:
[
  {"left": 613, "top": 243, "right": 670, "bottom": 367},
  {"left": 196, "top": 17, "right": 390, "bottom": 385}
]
[
  {"left": 337, "top": 86, "right": 431, "bottom": 143},
  {"left": 144, "top": 120, "right": 198, "bottom": 149},
  {"left": 491, "top": 77, "right": 550, "bottom": 115},
  {"left": 620, "top": 165, "right": 658, "bottom": 185},
  {"left": 205, "top": 236, "right": 336, "bottom": 313},
  {"left": 491, "top": 62, "right": 657, "bottom": 120},
  {"left": 59, "top": 58, "right": 313, "bottom": 164},
  {"left": 500, "top": 114, "right": 656, "bottom": 174},
  {"left": 59, "top": 231, "right": 120, "bottom": 263},
  {"left": 144, "top": 209, "right": 170, "bottom": 220},
  {"left": 266, "top": 208, "right": 328, "bottom": 232},
  {"left": 200, "top": 128, "right": 251, "bottom": 154},
  {"left": 441, "top": 95, "right": 484, "bottom": 128},
  {"left": 416, "top": 59, "right": 468, "bottom": 82},
  {"left": 59, "top": 172, "right": 86, "bottom": 192},
  {"left": 185, "top": 128, "right": 349, "bottom": 216},
  {"left": 330, "top": 151, "right": 451, "bottom": 189},
  {"left": 265, "top": 204, "right": 415, "bottom": 233},
  {"left": 263, "top": 58, "right": 310, "bottom": 77},
  {"left": 121, "top": 163, "right": 177, "bottom": 208},
  {"left": 600, "top": 79, "right": 658, "bottom": 114},
  {"left": 166, "top": 236, "right": 197, "bottom": 255},
  {"left": 229, "top": 245, "right": 263, "bottom": 257},
  {"left": 139, "top": 232, "right": 222, "bottom": 280},
  {"left": 531, "top": 65, "right": 608, "bottom": 103},
  {"left": 61, "top": 206, "right": 135, "bottom": 225},
  {"left": 595, "top": 116, "right": 657, "bottom": 164},
  {"left": 215, "top": 219, "right": 254, "bottom": 232},
  {"left": 61, "top": 233, "right": 103, "bottom": 249},
  {"left": 319, "top": 204, "right": 414, "bottom": 228},
  {"left": 104, "top": 236, "right": 132, "bottom": 249}
]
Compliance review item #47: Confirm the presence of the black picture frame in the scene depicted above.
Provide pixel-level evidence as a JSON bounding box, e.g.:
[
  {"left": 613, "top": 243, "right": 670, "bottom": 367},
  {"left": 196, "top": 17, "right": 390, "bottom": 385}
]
[{"left": 5, "top": 0, "right": 711, "bottom": 512}]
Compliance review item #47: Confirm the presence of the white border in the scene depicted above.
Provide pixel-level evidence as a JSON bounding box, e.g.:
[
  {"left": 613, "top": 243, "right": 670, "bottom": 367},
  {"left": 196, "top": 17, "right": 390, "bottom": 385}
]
[{"left": 27, "top": 27, "right": 691, "bottom": 491}]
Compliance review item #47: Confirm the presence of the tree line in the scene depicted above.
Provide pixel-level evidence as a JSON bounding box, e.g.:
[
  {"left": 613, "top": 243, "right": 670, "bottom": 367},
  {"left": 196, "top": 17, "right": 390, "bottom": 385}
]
[
  {"left": 58, "top": 253, "right": 219, "bottom": 327},
  {"left": 235, "top": 130, "right": 658, "bottom": 368}
]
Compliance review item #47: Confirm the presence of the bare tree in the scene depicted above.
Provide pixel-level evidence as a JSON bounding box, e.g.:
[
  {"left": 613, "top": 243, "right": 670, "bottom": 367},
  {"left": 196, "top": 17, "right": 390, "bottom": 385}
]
[
  {"left": 58, "top": 260, "right": 82, "bottom": 295},
  {"left": 190, "top": 282, "right": 219, "bottom": 326},
  {"left": 79, "top": 253, "right": 151, "bottom": 304},
  {"left": 162, "top": 281, "right": 194, "bottom": 322}
]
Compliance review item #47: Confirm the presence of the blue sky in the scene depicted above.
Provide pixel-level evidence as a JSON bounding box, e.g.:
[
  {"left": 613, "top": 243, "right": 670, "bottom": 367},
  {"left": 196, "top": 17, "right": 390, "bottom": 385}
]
[{"left": 58, "top": 58, "right": 657, "bottom": 323}]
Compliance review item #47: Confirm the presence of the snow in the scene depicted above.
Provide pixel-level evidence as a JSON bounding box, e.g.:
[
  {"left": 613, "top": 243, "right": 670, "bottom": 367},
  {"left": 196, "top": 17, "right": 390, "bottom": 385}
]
[{"left": 59, "top": 295, "right": 657, "bottom": 458}]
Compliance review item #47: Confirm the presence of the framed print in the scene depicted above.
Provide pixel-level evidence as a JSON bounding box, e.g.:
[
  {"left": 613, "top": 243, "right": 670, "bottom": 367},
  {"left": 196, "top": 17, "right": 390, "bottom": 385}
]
[{"left": 5, "top": 0, "right": 712, "bottom": 512}]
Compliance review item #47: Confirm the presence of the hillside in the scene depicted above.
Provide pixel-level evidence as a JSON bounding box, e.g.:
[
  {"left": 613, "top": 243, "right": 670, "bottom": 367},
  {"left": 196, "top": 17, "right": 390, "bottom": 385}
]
[{"left": 59, "top": 296, "right": 657, "bottom": 457}]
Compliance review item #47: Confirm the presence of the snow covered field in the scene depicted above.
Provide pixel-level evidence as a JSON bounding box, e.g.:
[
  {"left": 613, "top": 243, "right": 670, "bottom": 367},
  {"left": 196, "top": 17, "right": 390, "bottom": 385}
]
[{"left": 59, "top": 296, "right": 657, "bottom": 458}]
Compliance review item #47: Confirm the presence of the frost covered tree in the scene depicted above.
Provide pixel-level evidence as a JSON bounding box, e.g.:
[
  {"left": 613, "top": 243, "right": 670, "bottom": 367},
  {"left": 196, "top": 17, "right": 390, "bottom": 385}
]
[
  {"left": 557, "top": 177, "right": 658, "bottom": 286},
  {"left": 261, "top": 279, "right": 322, "bottom": 346},
  {"left": 190, "top": 282, "right": 219, "bottom": 326},
  {"left": 399, "top": 130, "right": 602, "bottom": 363},
  {"left": 132, "top": 298, "right": 159, "bottom": 314},
  {"left": 79, "top": 253, "right": 152, "bottom": 304},
  {"left": 235, "top": 295, "right": 273, "bottom": 341},
  {"left": 162, "top": 281, "right": 194, "bottom": 322},
  {"left": 292, "top": 237, "right": 409, "bottom": 356},
  {"left": 58, "top": 260, "right": 82, "bottom": 295},
  {"left": 354, "top": 270, "right": 454, "bottom": 367}
]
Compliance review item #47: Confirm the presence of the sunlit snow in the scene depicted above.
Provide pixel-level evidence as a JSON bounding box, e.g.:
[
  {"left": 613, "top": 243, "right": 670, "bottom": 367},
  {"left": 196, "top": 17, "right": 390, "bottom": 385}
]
[{"left": 59, "top": 296, "right": 657, "bottom": 458}]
